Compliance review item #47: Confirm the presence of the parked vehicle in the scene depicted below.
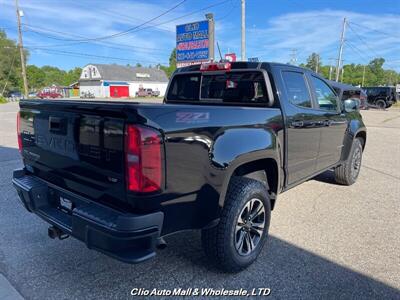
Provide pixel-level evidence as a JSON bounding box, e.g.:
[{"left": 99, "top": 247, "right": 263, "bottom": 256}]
[
  {"left": 37, "top": 87, "right": 63, "bottom": 99},
  {"left": 362, "top": 86, "right": 398, "bottom": 109},
  {"left": 28, "top": 92, "right": 38, "bottom": 98},
  {"left": 8, "top": 91, "right": 24, "bottom": 99},
  {"left": 328, "top": 81, "right": 369, "bottom": 110},
  {"left": 13, "top": 62, "right": 366, "bottom": 272},
  {"left": 135, "top": 88, "right": 160, "bottom": 97}
]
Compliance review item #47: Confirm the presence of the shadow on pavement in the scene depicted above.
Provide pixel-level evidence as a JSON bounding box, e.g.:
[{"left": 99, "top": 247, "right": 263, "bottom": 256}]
[
  {"left": 311, "top": 169, "right": 339, "bottom": 185},
  {"left": 161, "top": 232, "right": 400, "bottom": 299},
  {"left": 0, "top": 144, "right": 399, "bottom": 299}
]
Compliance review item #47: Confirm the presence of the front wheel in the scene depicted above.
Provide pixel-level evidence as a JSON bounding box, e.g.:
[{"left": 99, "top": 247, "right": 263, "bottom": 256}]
[
  {"left": 201, "top": 177, "right": 271, "bottom": 272},
  {"left": 334, "top": 138, "right": 363, "bottom": 185}
]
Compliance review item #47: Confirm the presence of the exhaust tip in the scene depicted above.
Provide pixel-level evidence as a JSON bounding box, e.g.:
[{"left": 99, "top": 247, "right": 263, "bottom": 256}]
[{"left": 156, "top": 237, "right": 167, "bottom": 250}]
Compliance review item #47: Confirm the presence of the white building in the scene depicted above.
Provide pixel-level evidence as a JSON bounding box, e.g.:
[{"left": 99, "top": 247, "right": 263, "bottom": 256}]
[{"left": 79, "top": 64, "right": 169, "bottom": 98}]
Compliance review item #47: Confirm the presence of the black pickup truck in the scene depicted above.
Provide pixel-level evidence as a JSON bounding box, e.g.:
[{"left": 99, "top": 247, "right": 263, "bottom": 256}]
[{"left": 13, "top": 62, "right": 366, "bottom": 272}]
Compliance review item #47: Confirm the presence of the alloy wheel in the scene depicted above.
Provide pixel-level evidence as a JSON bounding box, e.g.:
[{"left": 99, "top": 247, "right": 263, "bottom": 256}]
[
  {"left": 351, "top": 147, "right": 362, "bottom": 180},
  {"left": 235, "top": 198, "right": 266, "bottom": 256}
]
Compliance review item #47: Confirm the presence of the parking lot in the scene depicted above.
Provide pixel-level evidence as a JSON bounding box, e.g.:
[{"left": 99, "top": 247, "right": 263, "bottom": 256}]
[{"left": 0, "top": 102, "right": 399, "bottom": 299}]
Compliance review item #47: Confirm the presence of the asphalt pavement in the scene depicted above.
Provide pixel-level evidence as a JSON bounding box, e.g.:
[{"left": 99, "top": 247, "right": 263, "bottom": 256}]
[{"left": 0, "top": 102, "right": 399, "bottom": 299}]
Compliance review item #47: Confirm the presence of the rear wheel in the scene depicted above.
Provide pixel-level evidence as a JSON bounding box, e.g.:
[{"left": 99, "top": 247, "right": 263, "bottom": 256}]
[
  {"left": 201, "top": 177, "right": 271, "bottom": 272},
  {"left": 376, "top": 99, "right": 386, "bottom": 109},
  {"left": 334, "top": 138, "right": 363, "bottom": 185}
]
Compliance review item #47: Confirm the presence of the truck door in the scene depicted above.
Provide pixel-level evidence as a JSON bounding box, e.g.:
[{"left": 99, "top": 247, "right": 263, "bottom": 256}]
[
  {"left": 308, "top": 75, "right": 348, "bottom": 171},
  {"left": 279, "top": 69, "right": 321, "bottom": 185}
]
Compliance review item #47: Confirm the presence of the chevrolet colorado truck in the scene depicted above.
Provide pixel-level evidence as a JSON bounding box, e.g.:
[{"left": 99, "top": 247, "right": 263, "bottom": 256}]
[{"left": 13, "top": 62, "right": 366, "bottom": 272}]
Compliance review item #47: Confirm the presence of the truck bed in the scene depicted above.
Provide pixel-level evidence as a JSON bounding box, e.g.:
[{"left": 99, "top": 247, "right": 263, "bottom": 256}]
[{"left": 19, "top": 99, "right": 283, "bottom": 233}]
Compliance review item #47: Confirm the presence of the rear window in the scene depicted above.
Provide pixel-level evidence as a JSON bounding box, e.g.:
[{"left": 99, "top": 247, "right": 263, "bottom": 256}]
[{"left": 167, "top": 71, "right": 269, "bottom": 105}]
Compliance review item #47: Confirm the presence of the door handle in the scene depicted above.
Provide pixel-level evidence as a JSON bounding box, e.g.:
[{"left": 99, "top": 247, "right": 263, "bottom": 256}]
[{"left": 291, "top": 120, "right": 304, "bottom": 128}]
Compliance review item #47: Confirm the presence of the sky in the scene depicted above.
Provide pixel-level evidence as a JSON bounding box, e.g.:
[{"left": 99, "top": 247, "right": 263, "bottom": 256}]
[{"left": 0, "top": 0, "right": 399, "bottom": 71}]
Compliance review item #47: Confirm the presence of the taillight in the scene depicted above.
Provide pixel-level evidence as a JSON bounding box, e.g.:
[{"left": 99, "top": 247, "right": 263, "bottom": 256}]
[
  {"left": 125, "top": 125, "right": 162, "bottom": 193},
  {"left": 17, "top": 112, "right": 22, "bottom": 153}
]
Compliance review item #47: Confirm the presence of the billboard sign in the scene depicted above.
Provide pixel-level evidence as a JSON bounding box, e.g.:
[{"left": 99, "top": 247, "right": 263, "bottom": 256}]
[{"left": 176, "top": 20, "right": 213, "bottom": 67}]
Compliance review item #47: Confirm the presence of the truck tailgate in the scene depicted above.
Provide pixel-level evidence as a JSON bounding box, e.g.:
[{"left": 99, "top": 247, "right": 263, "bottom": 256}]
[{"left": 19, "top": 100, "right": 127, "bottom": 207}]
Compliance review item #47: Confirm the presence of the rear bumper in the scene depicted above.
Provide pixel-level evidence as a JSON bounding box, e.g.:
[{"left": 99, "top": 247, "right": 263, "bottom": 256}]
[{"left": 12, "top": 168, "right": 164, "bottom": 264}]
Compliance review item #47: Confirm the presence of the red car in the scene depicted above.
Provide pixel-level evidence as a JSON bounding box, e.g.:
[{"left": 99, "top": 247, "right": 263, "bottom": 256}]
[{"left": 37, "top": 87, "right": 63, "bottom": 99}]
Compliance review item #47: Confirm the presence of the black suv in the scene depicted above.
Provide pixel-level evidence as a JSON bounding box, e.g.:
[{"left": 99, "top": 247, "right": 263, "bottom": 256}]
[
  {"left": 362, "top": 86, "right": 398, "bottom": 109},
  {"left": 328, "top": 81, "right": 368, "bottom": 110}
]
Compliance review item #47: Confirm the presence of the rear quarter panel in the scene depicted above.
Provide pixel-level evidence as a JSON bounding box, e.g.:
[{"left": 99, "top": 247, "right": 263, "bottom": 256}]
[{"left": 133, "top": 104, "right": 284, "bottom": 234}]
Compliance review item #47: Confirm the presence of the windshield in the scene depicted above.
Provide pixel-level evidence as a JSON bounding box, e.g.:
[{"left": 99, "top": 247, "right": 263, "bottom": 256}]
[{"left": 167, "top": 71, "right": 270, "bottom": 105}]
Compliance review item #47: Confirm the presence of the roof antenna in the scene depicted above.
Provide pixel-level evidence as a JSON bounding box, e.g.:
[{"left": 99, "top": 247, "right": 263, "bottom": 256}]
[{"left": 217, "top": 41, "right": 223, "bottom": 62}]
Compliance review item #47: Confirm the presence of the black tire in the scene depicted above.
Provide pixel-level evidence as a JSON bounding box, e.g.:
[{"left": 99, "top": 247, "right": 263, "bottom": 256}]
[
  {"left": 334, "top": 138, "right": 363, "bottom": 185},
  {"left": 201, "top": 177, "right": 271, "bottom": 272},
  {"left": 376, "top": 99, "right": 386, "bottom": 109}
]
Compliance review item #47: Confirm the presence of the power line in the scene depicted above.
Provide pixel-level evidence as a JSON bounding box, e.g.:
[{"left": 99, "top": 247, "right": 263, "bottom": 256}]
[
  {"left": 27, "top": 47, "right": 168, "bottom": 65},
  {"left": 345, "top": 40, "right": 371, "bottom": 62},
  {"left": 78, "top": 0, "right": 187, "bottom": 41},
  {"left": 348, "top": 21, "right": 400, "bottom": 39},
  {"left": 347, "top": 23, "right": 398, "bottom": 69},
  {"left": 24, "top": 0, "right": 187, "bottom": 44},
  {"left": 23, "top": 27, "right": 172, "bottom": 55},
  {"left": 19, "top": 0, "right": 231, "bottom": 50},
  {"left": 74, "top": 5, "right": 174, "bottom": 33}
]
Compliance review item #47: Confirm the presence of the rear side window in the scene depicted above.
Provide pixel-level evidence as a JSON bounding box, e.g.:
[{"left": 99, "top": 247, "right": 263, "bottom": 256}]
[
  {"left": 282, "top": 71, "right": 312, "bottom": 108},
  {"left": 167, "top": 71, "right": 269, "bottom": 105},
  {"left": 311, "top": 76, "right": 338, "bottom": 111},
  {"left": 167, "top": 74, "right": 201, "bottom": 101}
]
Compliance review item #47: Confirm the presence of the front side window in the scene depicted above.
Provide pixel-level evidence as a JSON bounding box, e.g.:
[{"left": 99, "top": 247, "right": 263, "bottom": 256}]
[
  {"left": 282, "top": 71, "right": 312, "bottom": 108},
  {"left": 311, "top": 76, "right": 338, "bottom": 111}
]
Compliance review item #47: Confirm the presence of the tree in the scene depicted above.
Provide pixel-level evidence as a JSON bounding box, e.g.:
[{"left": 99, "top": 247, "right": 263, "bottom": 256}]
[
  {"left": 169, "top": 48, "right": 176, "bottom": 68},
  {"left": 305, "top": 53, "right": 321, "bottom": 72},
  {"left": 0, "top": 30, "right": 26, "bottom": 95},
  {"left": 300, "top": 53, "right": 400, "bottom": 87},
  {"left": 64, "top": 67, "right": 82, "bottom": 85},
  {"left": 160, "top": 48, "right": 177, "bottom": 78},
  {"left": 26, "top": 65, "right": 46, "bottom": 90}
]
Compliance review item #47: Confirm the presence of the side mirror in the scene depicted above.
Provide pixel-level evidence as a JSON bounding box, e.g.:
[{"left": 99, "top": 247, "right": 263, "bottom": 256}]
[{"left": 343, "top": 98, "right": 360, "bottom": 113}]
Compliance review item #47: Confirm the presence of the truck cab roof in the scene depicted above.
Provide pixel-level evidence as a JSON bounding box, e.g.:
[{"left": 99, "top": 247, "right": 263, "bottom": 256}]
[{"left": 175, "top": 61, "right": 304, "bottom": 73}]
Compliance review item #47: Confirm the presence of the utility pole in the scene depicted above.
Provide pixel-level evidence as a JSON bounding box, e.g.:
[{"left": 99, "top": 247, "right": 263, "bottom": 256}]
[
  {"left": 361, "top": 65, "right": 366, "bottom": 86},
  {"left": 241, "top": 0, "right": 246, "bottom": 61},
  {"left": 205, "top": 13, "right": 215, "bottom": 61},
  {"left": 341, "top": 64, "right": 345, "bottom": 82},
  {"left": 335, "top": 17, "right": 347, "bottom": 82},
  {"left": 315, "top": 54, "right": 319, "bottom": 73},
  {"left": 328, "top": 58, "right": 335, "bottom": 80},
  {"left": 15, "top": 0, "right": 28, "bottom": 98},
  {"left": 290, "top": 49, "right": 297, "bottom": 65}
]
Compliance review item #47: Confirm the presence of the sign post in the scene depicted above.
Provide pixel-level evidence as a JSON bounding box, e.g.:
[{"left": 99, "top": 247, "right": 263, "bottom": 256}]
[{"left": 176, "top": 18, "right": 214, "bottom": 68}]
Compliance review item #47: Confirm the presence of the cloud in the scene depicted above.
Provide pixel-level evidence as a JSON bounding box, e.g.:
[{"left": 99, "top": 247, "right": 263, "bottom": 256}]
[
  {"left": 0, "top": 0, "right": 209, "bottom": 67},
  {"left": 243, "top": 9, "right": 400, "bottom": 70},
  {"left": 1, "top": 2, "right": 399, "bottom": 71}
]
